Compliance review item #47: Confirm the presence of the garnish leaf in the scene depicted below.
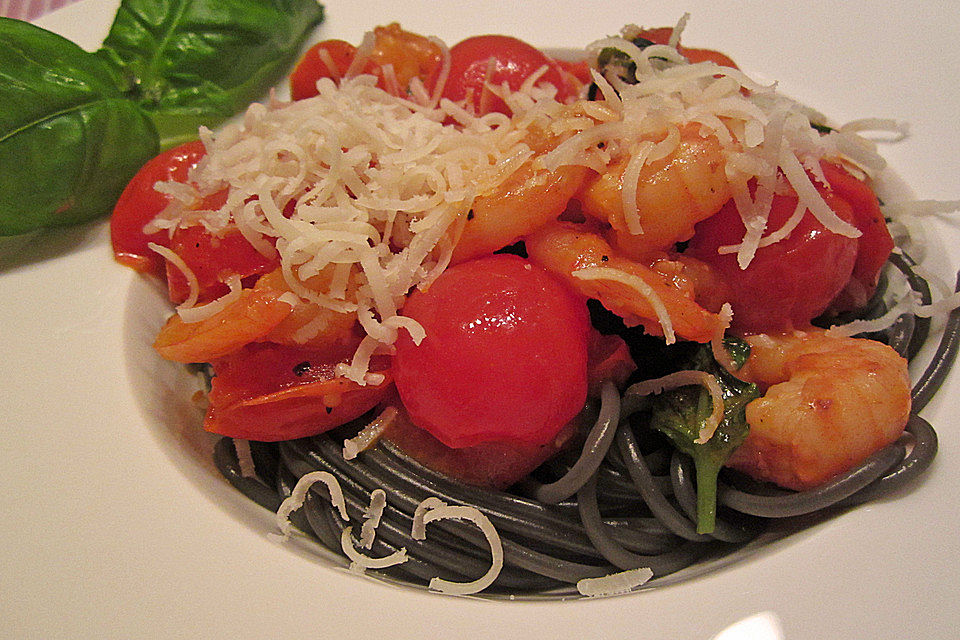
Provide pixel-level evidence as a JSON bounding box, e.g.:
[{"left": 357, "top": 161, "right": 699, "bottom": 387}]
[
  {"left": 98, "top": 0, "right": 324, "bottom": 148},
  {"left": 0, "top": 0, "right": 324, "bottom": 236},
  {"left": 649, "top": 338, "right": 758, "bottom": 533},
  {"left": 0, "top": 18, "right": 157, "bottom": 235}
]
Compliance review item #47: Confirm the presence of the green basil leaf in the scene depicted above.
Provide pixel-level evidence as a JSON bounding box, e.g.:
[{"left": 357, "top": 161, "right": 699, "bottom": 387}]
[
  {"left": 99, "top": 0, "right": 324, "bottom": 147},
  {"left": 0, "top": 18, "right": 158, "bottom": 235}
]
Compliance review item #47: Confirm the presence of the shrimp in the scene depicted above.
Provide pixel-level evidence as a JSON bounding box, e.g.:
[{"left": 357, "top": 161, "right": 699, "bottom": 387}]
[
  {"left": 153, "top": 266, "right": 361, "bottom": 363},
  {"left": 450, "top": 111, "right": 590, "bottom": 265},
  {"left": 579, "top": 123, "right": 731, "bottom": 260},
  {"left": 727, "top": 329, "right": 911, "bottom": 491},
  {"left": 525, "top": 221, "right": 727, "bottom": 343},
  {"left": 257, "top": 268, "right": 361, "bottom": 352}
]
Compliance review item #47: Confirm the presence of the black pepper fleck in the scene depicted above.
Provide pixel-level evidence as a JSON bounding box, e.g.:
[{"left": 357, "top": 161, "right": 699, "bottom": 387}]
[{"left": 293, "top": 361, "right": 311, "bottom": 376}]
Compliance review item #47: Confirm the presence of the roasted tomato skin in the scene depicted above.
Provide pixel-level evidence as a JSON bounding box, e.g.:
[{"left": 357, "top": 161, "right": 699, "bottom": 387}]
[
  {"left": 393, "top": 254, "right": 591, "bottom": 449},
  {"left": 205, "top": 342, "right": 391, "bottom": 442}
]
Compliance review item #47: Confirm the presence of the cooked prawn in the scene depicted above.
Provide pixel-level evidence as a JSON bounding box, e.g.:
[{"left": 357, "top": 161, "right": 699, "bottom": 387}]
[
  {"left": 525, "top": 221, "right": 727, "bottom": 343},
  {"left": 727, "top": 329, "right": 911, "bottom": 491},
  {"left": 578, "top": 123, "right": 731, "bottom": 260},
  {"left": 257, "top": 268, "right": 362, "bottom": 351},
  {"left": 153, "top": 265, "right": 363, "bottom": 363},
  {"left": 450, "top": 116, "right": 589, "bottom": 264}
]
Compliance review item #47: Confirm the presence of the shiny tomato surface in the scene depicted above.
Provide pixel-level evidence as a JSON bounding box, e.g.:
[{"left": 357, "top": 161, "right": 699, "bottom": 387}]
[
  {"left": 687, "top": 190, "right": 859, "bottom": 332},
  {"left": 393, "top": 254, "right": 591, "bottom": 448},
  {"left": 205, "top": 342, "right": 391, "bottom": 441},
  {"left": 438, "top": 35, "right": 579, "bottom": 115},
  {"left": 110, "top": 140, "right": 206, "bottom": 277}
]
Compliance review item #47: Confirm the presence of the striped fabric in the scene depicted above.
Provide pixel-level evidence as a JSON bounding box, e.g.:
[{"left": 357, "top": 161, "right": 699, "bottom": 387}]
[{"left": 0, "top": 0, "right": 80, "bottom": 20}]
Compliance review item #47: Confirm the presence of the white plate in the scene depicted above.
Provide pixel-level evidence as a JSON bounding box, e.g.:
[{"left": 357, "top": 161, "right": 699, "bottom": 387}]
[{"left": 2, "top": 2, "right": 959, "bottom": 638}]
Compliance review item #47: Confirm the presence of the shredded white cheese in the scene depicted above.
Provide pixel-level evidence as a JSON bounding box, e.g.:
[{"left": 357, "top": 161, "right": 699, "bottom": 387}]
[
  {"left": 343, "top": 406, "right": 399, "bottom": 460},
  {"left": 359, "top": 489, "right": 388, "bottom": 549},
  {"left": 341, "top": 526, "right": 408, "bottom": 574},
  {"left": 576, "top": 567, "right": 654, "bottom": 597},
  {"left": 412, "top": 498, "right": 504, "bottom": 595},
  {"left": 275, "top": 471, "right": 349, "bottom": 538}
]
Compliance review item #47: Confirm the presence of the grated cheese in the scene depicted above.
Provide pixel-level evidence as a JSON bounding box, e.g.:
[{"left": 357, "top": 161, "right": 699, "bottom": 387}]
[
  {"left": 343, "top": 406, "right": 398, "bottom": 460},
  {"left": 576, "top": 567, "right": 654, "bottom": 597},
  {"left": 275, "top": 471, "right": 349, "bottom": 538},
  {"left": 359, "top": 489, "right": 388, "bottom": 549},
  {"left": 412, "top": 498, "right": 504, "bottom": 595},
  {"left": 341, "top": 526, "right": 408, "bottom": 574}
]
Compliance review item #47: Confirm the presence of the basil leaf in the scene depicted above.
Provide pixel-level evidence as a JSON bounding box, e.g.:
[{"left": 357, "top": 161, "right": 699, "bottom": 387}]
[
  {"left": 0, "top": 18, "right": 158, "bottom": 235},
  {"left": 649, "top": 339, "right": 759, "bottom": 533},
  {"left": 98, "top": 0, "right": 324, "bottom": 147}
]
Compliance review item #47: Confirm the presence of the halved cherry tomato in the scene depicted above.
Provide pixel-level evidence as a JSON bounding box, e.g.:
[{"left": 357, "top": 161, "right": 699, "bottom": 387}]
[
  {"left": 205, "top": 342, "right": 392, "bottom": 441},
  {"left": 820, "top": 161, "right": 895, "bottom": 311},
  {"left": 686, "top": 187, "right": 859, "bottom": 332},
  {"left": 110, "top": 140, "right": 206, "bottom": 277},
  {"left": 437, "top": 35, "right": 581, "bottom": 115},
  {"left": 393, "top": 254, "right": 591, "bottom": 448}
]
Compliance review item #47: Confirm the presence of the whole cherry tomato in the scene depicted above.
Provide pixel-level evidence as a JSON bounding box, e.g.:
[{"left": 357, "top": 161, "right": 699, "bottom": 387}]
[
  {"left": 438, "top": 35, "right": 580, "bottom": 115},
  {"left": 686, "top": 188, "right": 859, "bottom": 332},
  {"left": 110, "top": 140, "right": 206, "bottom": 277},
  {"left": 393, "top": 254, "right": 591, "bottom": 449}
]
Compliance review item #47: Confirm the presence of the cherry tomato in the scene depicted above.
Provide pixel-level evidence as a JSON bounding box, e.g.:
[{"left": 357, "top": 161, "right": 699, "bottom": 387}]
[
  {"left": 365, "top": 22, "right": 443, "bottom": 94},
  {"left": 164, "top": 219, "right": 279, "bottom": 305},
  {"left": 820, "top": 161, "right": 895, "bottom": 310},
  {"left": 290, "top": 26, "right": 442, "bottom": 100},
  {"left": 636, "top": 27, "right": 739, "bottom": 68},
  {"left": 438, "top": 35, "right": 579, "bottom": 115},
  {"left": 110, "top": 140, "right": 206, "bottom": 277},
  {"left": 393, "top": 254, "right": 591, "bottom": 448},
  {"left": 383, "top": 405, "right": 580, "bottom": 489},
  {"left": 205, "top": 342, "right": 392, "bottom": 441},
  {"left": 290, "top": 39, "right": 358, "bottom": 100},
  {"left": 686, "top": 188, "right": 859, "bottom": 332}
]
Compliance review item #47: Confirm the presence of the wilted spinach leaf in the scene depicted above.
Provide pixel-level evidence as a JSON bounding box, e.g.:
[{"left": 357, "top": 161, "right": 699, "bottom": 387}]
[
  {"left": 0, "top": 18, "right": 158, "bottom": 235},
  {"left": 649, "top": 338, "right": 758, "bottom": 533}
]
